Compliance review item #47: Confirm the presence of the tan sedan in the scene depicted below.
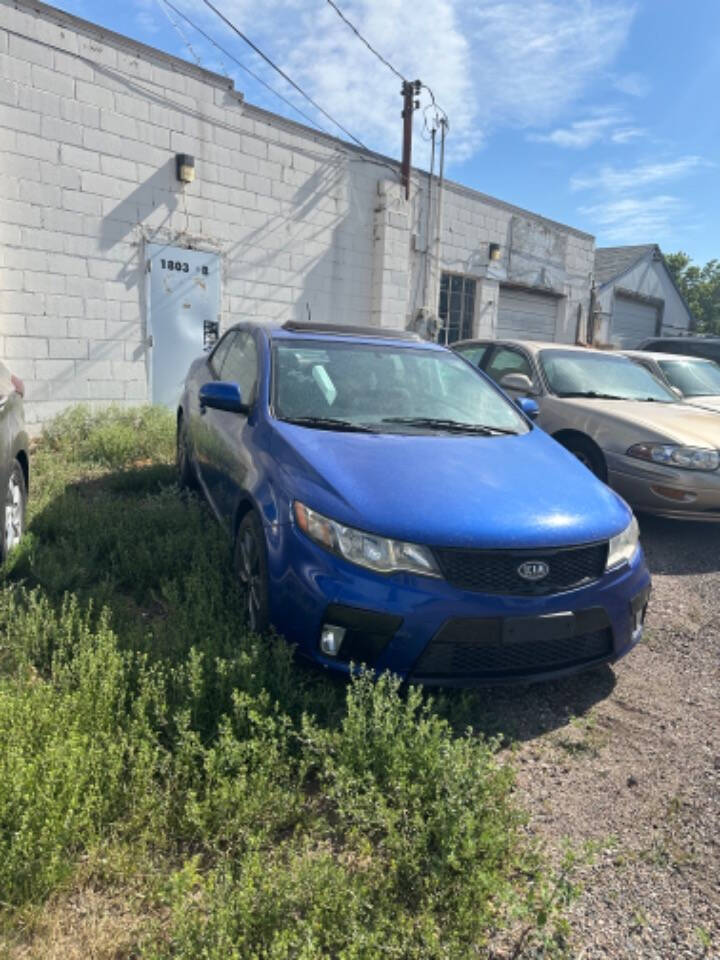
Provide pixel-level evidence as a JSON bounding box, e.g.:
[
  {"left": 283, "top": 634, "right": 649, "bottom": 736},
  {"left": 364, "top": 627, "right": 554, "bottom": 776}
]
[
  {"left": 622, "top": 350, "right": 720, "bottom": 414},
  {"left": 453, "top": 338, "right": 720, "bottom": 520}
]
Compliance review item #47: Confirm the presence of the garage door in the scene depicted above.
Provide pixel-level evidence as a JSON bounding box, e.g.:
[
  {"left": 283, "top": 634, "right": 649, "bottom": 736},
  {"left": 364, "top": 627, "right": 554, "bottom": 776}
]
[
  {"left": 611, "top": 294, "right": 658, "bottom": 348},
  {"left": 497, "top": 287, "right": 558, "bottom": 340}
]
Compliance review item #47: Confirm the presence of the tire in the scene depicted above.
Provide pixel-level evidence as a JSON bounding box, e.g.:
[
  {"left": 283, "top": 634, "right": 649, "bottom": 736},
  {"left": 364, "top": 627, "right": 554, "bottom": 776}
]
[
  {"left": 2, "top": 459, "right": 27, "bottom": 561},
  {"left": 561, "top": 435, "right": 607, "bottom": 482},
  {"left": 234, "top": 511, "right": 270, "bottom": 633},
  {"left": 176, "top": 414, "right": 198, "bottom": 491}
]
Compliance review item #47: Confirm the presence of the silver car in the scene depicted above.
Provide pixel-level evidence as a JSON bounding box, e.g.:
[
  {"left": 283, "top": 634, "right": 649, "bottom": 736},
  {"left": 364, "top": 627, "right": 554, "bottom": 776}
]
[
  {"left": 454, "top": 339, "right": 720, "bottom": 520},
  {"left": 622, "top": 350, "right": 720, "bottom": 414}
]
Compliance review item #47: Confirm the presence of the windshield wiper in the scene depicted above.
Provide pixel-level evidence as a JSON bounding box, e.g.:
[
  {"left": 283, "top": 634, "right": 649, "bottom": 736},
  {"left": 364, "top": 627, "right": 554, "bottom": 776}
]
[
  {"left": 556, "top": 391, "right": 627, "bottom": 400},
  {"left": 280, "top": 416, "right": 376, "bottom": 433},
  {"left": 381, "top": 417, "right": 517, "bottom": 435}
]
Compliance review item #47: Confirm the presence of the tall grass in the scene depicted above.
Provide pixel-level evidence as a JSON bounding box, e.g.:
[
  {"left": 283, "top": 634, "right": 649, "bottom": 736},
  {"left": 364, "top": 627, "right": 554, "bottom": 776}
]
[{"left": 0, "top": 406, "right": 570, "bottom": 957}]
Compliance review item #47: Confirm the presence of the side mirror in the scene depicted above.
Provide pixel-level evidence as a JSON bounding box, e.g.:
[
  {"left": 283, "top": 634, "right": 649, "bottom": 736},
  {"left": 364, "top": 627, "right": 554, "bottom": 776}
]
[
  {"left": 199, "top": 381, "right": 248, "bottom": 414},
  {"left": 517, "top": 396, "right": 539, "bottom": 420},
  {"left": 500, "top": 372, "right": 536, "bottom": 393}
]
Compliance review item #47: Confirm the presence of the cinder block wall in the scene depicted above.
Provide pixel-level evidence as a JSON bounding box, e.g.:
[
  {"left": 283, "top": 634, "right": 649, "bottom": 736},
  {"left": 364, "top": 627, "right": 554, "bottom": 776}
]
[
  {"left": 1, "top": 0, "right": 595, "bottom": 427},
  {"left": 0, "top": 0, "right": 383, "bottom": 425}
]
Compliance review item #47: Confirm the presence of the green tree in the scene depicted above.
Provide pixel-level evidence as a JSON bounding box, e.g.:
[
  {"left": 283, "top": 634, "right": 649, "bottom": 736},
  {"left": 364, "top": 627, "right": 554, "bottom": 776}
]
[{"left": 665, "top": 251, "right": 720, "bottom": 334}]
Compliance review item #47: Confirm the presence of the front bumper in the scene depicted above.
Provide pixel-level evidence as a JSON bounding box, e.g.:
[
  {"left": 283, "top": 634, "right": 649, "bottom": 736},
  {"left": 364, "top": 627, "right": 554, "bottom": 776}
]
[
  {"left": 607, "top": 452, "right": 720, "bottom": 520},
  {"left": 266, "top": 523, "right": 652, "bottom": 686}
]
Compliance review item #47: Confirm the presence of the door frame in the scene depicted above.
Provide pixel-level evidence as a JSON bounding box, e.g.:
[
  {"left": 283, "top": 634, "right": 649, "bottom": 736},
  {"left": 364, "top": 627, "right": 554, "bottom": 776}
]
[{"left": 144, "top": 240, "right": 222, "bottom": 404}]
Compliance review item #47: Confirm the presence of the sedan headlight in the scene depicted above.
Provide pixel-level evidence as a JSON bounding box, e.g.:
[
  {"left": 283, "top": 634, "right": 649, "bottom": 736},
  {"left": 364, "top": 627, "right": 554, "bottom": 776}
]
[
  {"left": 627, "top": 443, "right": 720, "bottom": 472},
  {"left": 294, "top": 501, "right": 440, "bottom": 577},
  {"left": 606, "top": 516, "right": 639, "bottom": 570}
]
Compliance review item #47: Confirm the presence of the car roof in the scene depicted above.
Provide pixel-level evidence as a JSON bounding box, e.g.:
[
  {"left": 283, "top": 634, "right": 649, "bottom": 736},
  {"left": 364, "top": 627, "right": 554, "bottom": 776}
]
[
  {"left": 241, "top": 320, "right": 443, "bottom": 350},
  {"left": 622, "top": 349, "right": 715, "bottom": 363},
  {"left": 638, "top": 336, "right": 720, "bottom": 346},
  {"left": 453, "top": 338, "right": 632, "bottom": 359}
]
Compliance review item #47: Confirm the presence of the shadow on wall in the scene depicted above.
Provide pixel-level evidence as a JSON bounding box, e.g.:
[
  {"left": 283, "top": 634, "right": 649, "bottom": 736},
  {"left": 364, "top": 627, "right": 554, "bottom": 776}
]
[
  {"left": 100, "top": 159, "right": 179, "bottom": 253},
  {"left": 224, "top": 154, "right": 378, "bottom": 327}
]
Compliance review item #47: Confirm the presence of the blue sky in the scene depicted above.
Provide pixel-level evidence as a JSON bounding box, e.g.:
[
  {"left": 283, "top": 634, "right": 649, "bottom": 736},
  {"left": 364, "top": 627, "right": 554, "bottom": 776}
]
[{"left": 54, "top": 0, "right": 719, "bottom": 263}]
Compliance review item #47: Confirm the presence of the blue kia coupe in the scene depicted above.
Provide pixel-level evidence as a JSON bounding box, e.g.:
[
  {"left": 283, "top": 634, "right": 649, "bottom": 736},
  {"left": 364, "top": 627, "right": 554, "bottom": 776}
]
[{"left": 177, "top": 322, "right": 651, "bottom": 685}]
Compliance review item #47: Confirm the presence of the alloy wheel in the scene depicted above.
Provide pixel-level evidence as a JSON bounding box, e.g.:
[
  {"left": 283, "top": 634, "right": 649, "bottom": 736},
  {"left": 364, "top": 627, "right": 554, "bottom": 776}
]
[
  {"left": 4, "top": 466, "right": 24, "bottom": 553},
  {"left": 237, "top": 527, "right": 262, "bottom": 631}
]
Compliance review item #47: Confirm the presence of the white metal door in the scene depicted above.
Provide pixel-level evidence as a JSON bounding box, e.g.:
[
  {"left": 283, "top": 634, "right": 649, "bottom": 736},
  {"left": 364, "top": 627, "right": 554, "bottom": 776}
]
[
  {"left": 497, "top": 287, "right": 558, "bottom": 340},
  {"left": 611, "top": 294, "right": 658, "bottom": 347},
  {"left": 146, "top": 243, "right": 221, "bottom": 407}
]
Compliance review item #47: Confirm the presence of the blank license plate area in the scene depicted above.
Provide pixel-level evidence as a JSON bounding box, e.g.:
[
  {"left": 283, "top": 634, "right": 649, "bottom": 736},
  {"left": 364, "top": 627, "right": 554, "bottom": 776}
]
[{"left": 502, "top": 612, "right": 575, "bottom": 645}]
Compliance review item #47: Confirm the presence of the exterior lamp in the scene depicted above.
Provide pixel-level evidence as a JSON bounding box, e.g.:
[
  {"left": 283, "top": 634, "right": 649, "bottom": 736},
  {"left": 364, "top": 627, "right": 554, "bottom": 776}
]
[
  {"left": 489, "top": 242, "right": 501, "bottom": 261},
  {"left": 175, "top": 153, "right": 195, "bottom": 184}
]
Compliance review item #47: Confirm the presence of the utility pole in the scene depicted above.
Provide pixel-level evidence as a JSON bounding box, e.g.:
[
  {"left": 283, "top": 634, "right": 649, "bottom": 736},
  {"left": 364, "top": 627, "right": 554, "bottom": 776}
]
[{"left": 400, "top": 79, "right": 421, "bottom": 200}]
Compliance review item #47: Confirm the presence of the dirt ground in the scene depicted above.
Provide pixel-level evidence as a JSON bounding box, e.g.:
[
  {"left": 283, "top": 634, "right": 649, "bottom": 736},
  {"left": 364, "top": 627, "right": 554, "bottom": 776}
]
[{"left": 491, "top": 515, "right": 720, "bottom": 959}]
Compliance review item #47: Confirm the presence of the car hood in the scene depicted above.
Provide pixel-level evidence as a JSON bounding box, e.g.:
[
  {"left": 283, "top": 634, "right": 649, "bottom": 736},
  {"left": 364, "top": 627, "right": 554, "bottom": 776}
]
[
  {"left": 684, "top": 395, "right": 720, "bottom": 414},
  {"left": 270, "top": 422, "right": 631, "bottom": 549},
  {"left": 539, "top": 397, "right": 720, "bottom": 450}
]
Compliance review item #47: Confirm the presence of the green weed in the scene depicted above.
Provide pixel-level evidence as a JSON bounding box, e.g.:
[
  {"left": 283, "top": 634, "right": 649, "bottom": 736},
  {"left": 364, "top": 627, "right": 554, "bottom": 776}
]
[{"left": 0, "top": 405, "right": 570, "bottom": 957}]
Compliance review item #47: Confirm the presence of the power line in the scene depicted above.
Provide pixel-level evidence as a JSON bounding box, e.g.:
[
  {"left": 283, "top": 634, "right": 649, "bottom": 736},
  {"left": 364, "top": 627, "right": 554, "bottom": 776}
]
[
  {"left": 324, "top": 0, "right": 448, "bottom": 141},
  {"left": 160, "top": 0, "right": 334, "bottom": 136},
  {"left": 156, "top": 0, "right": 204, "bottom": 67},
  {"left": 199, "top": 0, "right": 368, "bottom": 149},
  {"left": 325, "top": 0, "right": 405, "bottom": 82}
]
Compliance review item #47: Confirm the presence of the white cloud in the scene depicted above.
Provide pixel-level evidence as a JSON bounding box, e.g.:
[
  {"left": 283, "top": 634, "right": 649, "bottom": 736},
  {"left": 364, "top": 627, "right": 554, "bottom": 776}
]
[
  {"left": 154, "top": 0, "right": 636, "bottom": 168},
  {"left": 528, "top": 109, "right": 640, "bottom": 149},
  {"left": 609, "top": 126, "right": 645, "bottom": 144},
  {"left": 579, "top": 194, "right": 685, "bottom": 243},
  {"left": 613, "top": 72, "right": 651, "bottom": 97},
  {"left": 570, "top": 155, "right": 709, "bottom": 192}
]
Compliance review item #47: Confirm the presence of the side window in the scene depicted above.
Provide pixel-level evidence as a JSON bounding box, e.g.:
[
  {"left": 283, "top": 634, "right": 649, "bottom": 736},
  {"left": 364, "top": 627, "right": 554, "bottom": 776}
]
[
  {"left": 209, "top": 332, "right": 234, "bottom": 377},
  {"left": 455, "top": 344, "right": 488, "bottom": 368},
  {"left": 485, "top": 347, "right": 534, "bottom": 385},
  {"left": 220, "top": 331, "right": 258, "bottom": 402}
]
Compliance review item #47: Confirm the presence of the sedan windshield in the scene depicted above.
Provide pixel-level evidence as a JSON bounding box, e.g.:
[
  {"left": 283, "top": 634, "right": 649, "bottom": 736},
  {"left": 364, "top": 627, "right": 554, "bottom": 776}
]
[
  {"left": 272, "top": 340, "right": 529, "bottom": 434},
  {"left": 540, "top": 350, "right": 677, "bottom": 402},
  {"left": 658, "top": 358, "right": 720, "bottom": 397}
]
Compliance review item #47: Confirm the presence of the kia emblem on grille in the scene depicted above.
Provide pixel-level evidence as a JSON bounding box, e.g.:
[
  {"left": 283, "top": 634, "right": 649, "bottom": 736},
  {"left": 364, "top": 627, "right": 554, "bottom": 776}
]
[{"left": 517, "top": 560, "right": 550, "bottom": 581}]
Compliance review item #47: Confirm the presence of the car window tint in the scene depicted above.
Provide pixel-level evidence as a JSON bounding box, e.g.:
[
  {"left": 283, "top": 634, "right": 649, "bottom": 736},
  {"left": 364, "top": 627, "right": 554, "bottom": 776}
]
[
  {"left": 485, "top": 347, "right": 533, "bottom": 383},
  {"left": 210, "top": 332, "right": 235, "bottom": 376},
  {"left": 455, "top": 344, "right": 488, "bottom": 367},
  {"left": 220, "top": 331, "right": 258, "bottom": 401}
]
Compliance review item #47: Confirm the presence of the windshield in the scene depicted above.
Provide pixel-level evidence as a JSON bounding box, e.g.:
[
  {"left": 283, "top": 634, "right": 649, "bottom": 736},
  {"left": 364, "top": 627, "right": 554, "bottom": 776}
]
[
  {"left": 658, "top": 358, "right": 720, "bottom": 397},
  {"left": 539, "top": 350, "right": 677, "bottom": 402},
  {"left": 272, "top": 340, "right": 529, "bottom": 434}
]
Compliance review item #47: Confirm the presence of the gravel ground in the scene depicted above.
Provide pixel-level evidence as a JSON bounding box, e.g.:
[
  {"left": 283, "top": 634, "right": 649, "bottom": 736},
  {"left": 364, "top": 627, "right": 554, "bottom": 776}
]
[{"left": 486, "top": 516, "right": 720, "bottom": 959}]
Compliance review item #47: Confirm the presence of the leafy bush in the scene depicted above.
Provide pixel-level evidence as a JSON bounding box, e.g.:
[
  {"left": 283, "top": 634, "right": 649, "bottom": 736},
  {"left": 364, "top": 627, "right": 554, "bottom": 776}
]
[
  {"left": 0, "top": 592, "right": 166, "bottom": 903},
  {"left": 40, "top": 404, "right": 175, "bottom": 470},
  {"left": 0, "top": 406, "right": 568, "bottom": 956}
]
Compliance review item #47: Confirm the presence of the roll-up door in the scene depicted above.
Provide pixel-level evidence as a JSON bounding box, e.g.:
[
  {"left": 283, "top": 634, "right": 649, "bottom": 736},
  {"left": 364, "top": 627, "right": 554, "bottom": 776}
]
[
  {"left": 497, "top": 287, "right": 558, "bottom": 340},
  {"left": 611, "top": 294, "right": 659, "bottom": 347}
]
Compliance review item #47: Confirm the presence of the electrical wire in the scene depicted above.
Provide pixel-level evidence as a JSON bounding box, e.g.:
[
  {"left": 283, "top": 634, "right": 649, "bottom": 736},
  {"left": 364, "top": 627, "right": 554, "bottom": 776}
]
[
  {"left": 199, "top": 0, "right": 368, "bottom": 148},
  {"left": 324, "top": 0, "right": 405, "bottom": 82},
  {"left": 156, "top": 0, "right": 204, "bottom": 67},
  {"left": 324, "top": 0, "right": 448, "bottom": 150},
  {"left": 160, "top": 0, "right": 334, "bottom": 136}
]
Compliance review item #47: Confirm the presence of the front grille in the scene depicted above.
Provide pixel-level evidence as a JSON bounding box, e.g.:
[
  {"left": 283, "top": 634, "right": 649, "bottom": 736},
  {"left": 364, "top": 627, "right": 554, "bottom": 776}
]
[
  {"left": 433, "top": 542, "right": 608, "bottom": 595},
  {"left": 412, "top": 621, "right": 612, "bottom": 680}
]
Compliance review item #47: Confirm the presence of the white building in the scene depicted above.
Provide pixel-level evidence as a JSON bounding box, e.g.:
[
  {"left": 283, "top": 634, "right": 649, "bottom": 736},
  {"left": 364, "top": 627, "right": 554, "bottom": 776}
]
[
  {"left": 593, "top": 245, "right": 694, "bottom": 348},
  {"left": 1, "top": 0, "right": 595, "bottom": 427}
]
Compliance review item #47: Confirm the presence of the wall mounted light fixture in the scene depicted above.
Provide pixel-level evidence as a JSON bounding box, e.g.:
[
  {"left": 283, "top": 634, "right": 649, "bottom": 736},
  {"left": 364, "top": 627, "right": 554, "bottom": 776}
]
[
  {"left": 176, "top": 153, "right": 195, "bottom": 184},
  {"left": 489, "top": 242, "right": 501, "bottom": 261}
]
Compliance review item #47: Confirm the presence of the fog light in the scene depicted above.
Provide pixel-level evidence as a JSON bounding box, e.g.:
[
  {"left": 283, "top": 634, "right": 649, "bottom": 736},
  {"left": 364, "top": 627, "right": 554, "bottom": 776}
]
[
  {"left": 650, "top": 485, "right": 697, "bottom": 503},
  {"left": 320, "top": 624, "right": 346, "bottom": 657}
]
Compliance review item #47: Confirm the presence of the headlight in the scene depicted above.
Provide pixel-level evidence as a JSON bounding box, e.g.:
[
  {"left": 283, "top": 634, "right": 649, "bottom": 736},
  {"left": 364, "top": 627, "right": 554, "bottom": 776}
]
[
  {"left": 294, "top": 501, "right": 440, "bottom": 577},
  {"left": 606, "top": 516, "right": 639, "bottom": 570},
  {"left": 627, "top": 443, "right": 720, "bottom": 472}
]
